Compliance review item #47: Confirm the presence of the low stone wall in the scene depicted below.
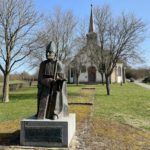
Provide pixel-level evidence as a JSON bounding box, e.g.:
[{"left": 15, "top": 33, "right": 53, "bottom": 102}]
[
  {"left": 0, "top": 81, "right": 37, "bottom": 94},
  {"left": 9, "top": 82, "right": 29, "bottom": 91}
]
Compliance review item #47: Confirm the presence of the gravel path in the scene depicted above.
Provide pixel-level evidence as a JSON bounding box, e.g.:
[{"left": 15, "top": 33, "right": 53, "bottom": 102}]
[{"left": 134, "top": 80, "right": 150, "bottom": 89}]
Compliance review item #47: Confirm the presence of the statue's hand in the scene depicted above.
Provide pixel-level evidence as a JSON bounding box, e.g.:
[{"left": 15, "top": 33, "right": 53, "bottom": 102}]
[
  {"left": 41, "top": 78, "right": 56, "bottom": 87},
  {"left": 49, "top": 78, "right": 55, "bottom": 81},
  {"left": 49, "top": 78, "right": 56, "bottom": 84},
  {"left": 62, "top": 78, "right": 67, "bottom": 81}
]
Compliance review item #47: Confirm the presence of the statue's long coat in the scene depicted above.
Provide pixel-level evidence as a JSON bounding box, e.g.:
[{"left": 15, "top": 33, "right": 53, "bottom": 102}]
[{"left": 37, "top": 59, "right": 68, "bottom": 119}]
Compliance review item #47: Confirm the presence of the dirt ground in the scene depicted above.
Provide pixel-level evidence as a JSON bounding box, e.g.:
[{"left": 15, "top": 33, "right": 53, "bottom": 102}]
[{"left": 75, "top": 117, "right": 150, "bottom": 150}]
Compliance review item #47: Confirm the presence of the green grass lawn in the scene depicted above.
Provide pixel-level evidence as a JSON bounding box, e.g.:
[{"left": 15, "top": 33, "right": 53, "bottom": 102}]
[
  {"left": 0, "top": 84, "right": 91, "bottom": 121},
  {"left": 0, "top": 86, "right": 37, "bottom": 121},
  {"left": 0, "top": 83, "right": 149, "bottom": 130},
  {"left": 95, "top": 83, "right": 150, "bottom": 130},
  {"left": 0, "top": 83, "right": 150, "bottom": 148}
]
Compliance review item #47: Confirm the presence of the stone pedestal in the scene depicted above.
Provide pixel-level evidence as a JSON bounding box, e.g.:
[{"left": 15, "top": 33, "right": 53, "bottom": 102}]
[{"left": 20, "top": 113, "right": 76, "bottom": 147}]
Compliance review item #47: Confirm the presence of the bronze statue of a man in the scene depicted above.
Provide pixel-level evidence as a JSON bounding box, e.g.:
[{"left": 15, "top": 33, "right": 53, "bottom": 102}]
[{"left": 36, "top": 41, "right": 68, "bottom": 120}]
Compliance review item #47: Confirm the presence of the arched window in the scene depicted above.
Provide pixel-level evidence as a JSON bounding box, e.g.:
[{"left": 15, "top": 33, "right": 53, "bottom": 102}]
[{"left": 118, "top": 66, "right": 122, "bottom": 76}]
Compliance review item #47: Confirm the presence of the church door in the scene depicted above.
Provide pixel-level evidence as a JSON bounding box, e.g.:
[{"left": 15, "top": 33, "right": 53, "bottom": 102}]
[{"left": 88, "top": 66, "right": 96, "bottom": 83}]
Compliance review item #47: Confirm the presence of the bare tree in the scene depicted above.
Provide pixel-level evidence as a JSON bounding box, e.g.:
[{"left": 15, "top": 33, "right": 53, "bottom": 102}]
[
  {"left": 71, "top": 51, "right": 87, "bottom": 85},
  {"left": 29, "top": 31, "right": 48, "bottom": 68},
  {"left": 93, "top": 5, "right": 146, "bottom": 95},
  {"left": 75, "top": 19, "right": 88, "bottom": 48},
  {"left": 0, "top": 0, "right": 40, "bottom": 102},
  {"left": 30, "top": 7, "right": 77, "bottom": 69}
]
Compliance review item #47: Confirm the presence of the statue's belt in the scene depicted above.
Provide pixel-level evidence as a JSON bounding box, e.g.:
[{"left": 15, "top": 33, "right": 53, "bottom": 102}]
[{"left": 43, "top": 75, "right": 54, "bottom": 78}]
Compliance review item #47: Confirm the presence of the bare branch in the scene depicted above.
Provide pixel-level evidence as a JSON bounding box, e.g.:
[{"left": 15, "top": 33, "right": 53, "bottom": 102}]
[
  {"left": 0, "top": 64, "right": 4, "bottom": 74},
  {"left": 9, "top": 49, "right": 31, "bottom": 72},
  {"left": 92, "top": 5, "right": 146, "bottom": 77},
  {"left": 0, "top": 0, "right": 40, "bottom": 73},
  {"left": 0, "top": 48, "right": 6, "bottom": 62},
  {"left": 30, "top": 7, "right": 77, "bottom": 68}
]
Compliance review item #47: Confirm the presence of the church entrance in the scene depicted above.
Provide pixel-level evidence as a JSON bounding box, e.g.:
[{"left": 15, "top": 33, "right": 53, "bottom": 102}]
[{"left": 88, "top": 66, "right": 96, "bottom": 83}]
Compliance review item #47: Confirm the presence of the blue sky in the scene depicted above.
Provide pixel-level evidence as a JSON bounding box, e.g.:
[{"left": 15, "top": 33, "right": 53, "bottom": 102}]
[
  {"left": 33, "top": 0, "right": 150, "bottom": 19},
  {"left": 17, "top": 0, "right": 150, "bottom": 73}
]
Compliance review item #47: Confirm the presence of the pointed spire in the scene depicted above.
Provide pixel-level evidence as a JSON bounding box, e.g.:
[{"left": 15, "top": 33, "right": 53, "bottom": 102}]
[{"left": 89, "top": 4, "right": 94, "bottom": 32}]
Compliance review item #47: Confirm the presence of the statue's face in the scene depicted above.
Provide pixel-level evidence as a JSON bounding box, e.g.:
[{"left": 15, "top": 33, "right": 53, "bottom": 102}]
[
  {"left": 46, "top": 41, "right": 56, "bottom": 60},
  {"left": 47, "top": 51, "right": 55, "bottom": 60}
]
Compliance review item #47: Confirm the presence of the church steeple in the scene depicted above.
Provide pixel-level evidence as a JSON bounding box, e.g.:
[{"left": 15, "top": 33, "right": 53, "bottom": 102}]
[
  {"left": 86, "top": 4, "right": 97, "bottom": 45},
  {"left": 89, "top": 4, "right": 94, "bottom": 33}
]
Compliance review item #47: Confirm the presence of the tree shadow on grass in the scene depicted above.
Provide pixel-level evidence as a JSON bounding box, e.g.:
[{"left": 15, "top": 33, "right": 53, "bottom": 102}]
[{"left": 0, "top": 130, "right": 20, "bottom": 145}]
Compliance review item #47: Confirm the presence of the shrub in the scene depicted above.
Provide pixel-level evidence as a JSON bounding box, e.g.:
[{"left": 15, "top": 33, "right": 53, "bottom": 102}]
[{"left": 142, "top": 76, "right": 150, "bottom": 83}]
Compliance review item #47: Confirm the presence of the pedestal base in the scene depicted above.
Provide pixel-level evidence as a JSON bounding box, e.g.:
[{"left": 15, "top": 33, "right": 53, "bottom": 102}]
[{"left": 20, "top": 113, "right": 76, "bottom": 147}]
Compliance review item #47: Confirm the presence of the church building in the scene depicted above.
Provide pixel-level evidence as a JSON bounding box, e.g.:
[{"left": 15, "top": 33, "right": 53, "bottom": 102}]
[{"left": 68, "top": 5, "right": 125, "bottom": 84}]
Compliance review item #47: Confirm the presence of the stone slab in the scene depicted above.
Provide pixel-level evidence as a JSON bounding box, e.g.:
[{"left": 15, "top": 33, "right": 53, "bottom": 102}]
[{"left": 20, "top": 113, "right": 76, "bottom": 147}]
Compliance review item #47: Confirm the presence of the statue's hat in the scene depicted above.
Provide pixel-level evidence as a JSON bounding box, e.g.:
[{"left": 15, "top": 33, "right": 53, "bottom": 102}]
[{"left": 46, "top": 41, "right": 56, "bottom": 53}]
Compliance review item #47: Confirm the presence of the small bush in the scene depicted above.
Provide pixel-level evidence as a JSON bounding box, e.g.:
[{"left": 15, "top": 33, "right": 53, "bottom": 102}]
[{"left": 142, "top": 76, "right": 150, "bottom": 83}]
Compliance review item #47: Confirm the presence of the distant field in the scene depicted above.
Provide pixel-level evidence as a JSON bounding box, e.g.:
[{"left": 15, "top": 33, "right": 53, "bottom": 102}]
[{"left": 0, "top": 80, "right": 27, "bottom": 85}]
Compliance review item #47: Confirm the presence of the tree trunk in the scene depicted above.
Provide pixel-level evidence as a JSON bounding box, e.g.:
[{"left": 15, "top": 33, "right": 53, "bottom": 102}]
[
  {"left": 2, "top": 72, "right": 10, "bottom": 102},
  {"left": 100, "top": 72, "right": 104, "bottom": 85},
  {"left": 123, "top": 67, "right": 126, "bottom": 83},
  {"left": 105, "top": 74, "right": 110, "bottom": 95},
  {"left": 76, "top": 74, "right": 79, "bottom": 86},
  {"left": 109, "top": 76, "right": 111, "bottom": 84}
]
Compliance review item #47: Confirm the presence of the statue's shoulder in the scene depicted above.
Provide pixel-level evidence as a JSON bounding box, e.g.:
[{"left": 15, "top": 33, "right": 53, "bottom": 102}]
[
  {"left": 57, "top": 60, "right": 63, "bottom": 65},
  {"left": 40, "top": 60, "right": 48, "bottom": 66},
  {"left": 57, "top": 60, "right": 64, "bottom": 68},
  {"left": 56, "top": 60, "right": 64, "bottom": 73}
]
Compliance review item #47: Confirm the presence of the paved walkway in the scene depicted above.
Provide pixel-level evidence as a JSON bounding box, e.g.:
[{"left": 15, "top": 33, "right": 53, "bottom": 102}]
[{"left": 134, "top": 80, "right": 150, "bottom": 89}]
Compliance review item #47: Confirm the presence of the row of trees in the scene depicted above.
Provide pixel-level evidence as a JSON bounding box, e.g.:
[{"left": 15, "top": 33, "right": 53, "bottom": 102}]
[
  {"left": 9, "top": 71, "right": 37, "bottom": 81},
  {"left": 126, "top": 67, "right": 150, "bottom": 79},
  {"left": 0, "top": 0, "right": 146, "bottom": 102},
  {"left": 30, "top": 7, "right": 77, "bottom": 68}
]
